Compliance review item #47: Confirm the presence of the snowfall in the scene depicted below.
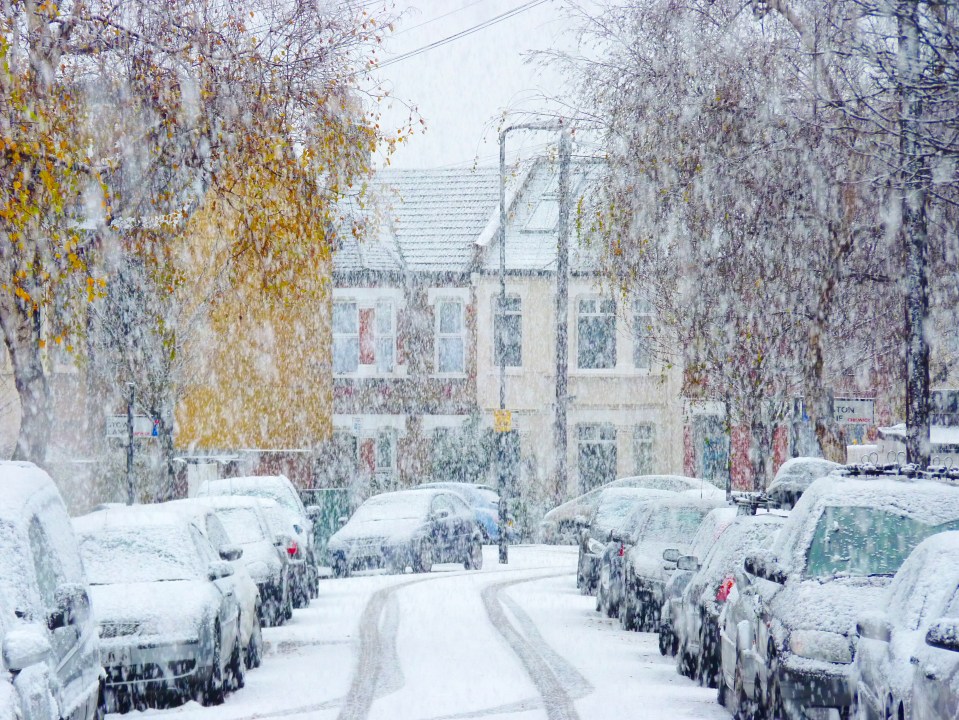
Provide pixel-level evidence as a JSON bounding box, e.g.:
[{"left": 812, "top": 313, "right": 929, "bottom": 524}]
[{"left": 123, "top": 545, "right": 728, "bottom": 720}]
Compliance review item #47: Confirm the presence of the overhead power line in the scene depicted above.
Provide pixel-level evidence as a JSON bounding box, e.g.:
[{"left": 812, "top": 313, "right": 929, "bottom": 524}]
[{"left": 392, "top": 0, "right": 489, "bottom": 37}]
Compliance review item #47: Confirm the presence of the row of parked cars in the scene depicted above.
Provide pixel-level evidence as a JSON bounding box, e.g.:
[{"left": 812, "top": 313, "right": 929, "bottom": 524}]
[
  {"left": 567, "top": 458, "right": 959, "bottom": 720},
  {"left": 0, "top": 463, "right": 324, "bottom": 720}
]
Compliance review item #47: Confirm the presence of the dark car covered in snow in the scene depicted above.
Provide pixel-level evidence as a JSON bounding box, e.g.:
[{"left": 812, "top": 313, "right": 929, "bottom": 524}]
[
  {"left": 328, "top": 489, "right": 483, "bottom": 576},
  {"left": 765, "top": 457, "right": 841, "bottom": 510},
  {"left": 731, "top": 470, "right": 959, "bottom": 720}
]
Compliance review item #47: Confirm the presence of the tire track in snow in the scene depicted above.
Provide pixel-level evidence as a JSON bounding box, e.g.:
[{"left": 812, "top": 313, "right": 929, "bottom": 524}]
[{"left": 482, "top": 575, "right": 590, "bottom": 720}]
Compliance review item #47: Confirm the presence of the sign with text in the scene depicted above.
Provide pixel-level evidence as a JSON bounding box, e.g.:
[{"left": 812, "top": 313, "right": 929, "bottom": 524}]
[
  {"left": 493, "top": 410, "right": 512, "bottom": 433},
  {"left": 834, "top": 398, "right": 875, "bottom": 425},
  {"left": 106, "top": 415, "right": 158, "bottom": 439}
]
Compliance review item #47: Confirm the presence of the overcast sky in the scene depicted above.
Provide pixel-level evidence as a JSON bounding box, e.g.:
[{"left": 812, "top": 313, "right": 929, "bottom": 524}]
[{"left": 372, "top": 0, "right": 582, "bottom": 169}]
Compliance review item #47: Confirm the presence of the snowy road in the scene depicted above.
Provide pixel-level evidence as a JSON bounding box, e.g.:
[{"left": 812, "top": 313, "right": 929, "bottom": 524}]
[{"left": 124, "top": 546, "right": 728, "bottom": 720}]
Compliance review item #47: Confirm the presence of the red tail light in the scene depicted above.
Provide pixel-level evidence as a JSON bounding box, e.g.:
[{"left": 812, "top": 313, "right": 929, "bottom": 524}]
[
  {"left": 287, "top": 541, "right": 298, "bottom": 558},
  {"left": 618, "top": 543, "right": 625, "bottom": 558},
  {"left": 716, "top": 576, "right": 735, "bottom": 603}
]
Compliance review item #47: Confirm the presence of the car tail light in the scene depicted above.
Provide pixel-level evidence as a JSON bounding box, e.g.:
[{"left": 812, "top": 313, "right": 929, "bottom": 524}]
[
  {"left": 716, "top": 576, "right": 735, "bottom": 603},
  {"left": 618, "top": 543, "right": 625, "bottom": 558},
  {"left": 287, "top": 541, "right": 298, "bottom": 558}
]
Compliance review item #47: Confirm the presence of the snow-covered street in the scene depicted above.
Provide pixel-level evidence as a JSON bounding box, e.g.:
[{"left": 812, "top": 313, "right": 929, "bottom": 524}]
[{"left": 123, "top": 546, "right": 727, "bottom": 720}]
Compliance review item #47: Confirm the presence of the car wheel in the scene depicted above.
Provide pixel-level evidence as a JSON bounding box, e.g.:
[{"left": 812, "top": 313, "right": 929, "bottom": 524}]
[
  {"left": 227, "top": 620, "right": 246, "bottom": 691},
  {"left": 201, "top": 625, "right": 225, "bottom": 706},
  {"left": 765, "top": 648, "right": 785, "bottom": 720},
  {"left": 247, "top": 611, "right": 263, "bottom": 669},
  {"left": 414, "top": 540, "right": 433, "bottom": 573},
  {"left": 658, "top": 627, "right": 672, "bottom": 656},
  {"left": 332, "top": 554, "right": 350, "bottom": 578},
  {"left": 698, "top": 623, "right": 718, "bottom": 688},
  {"left": 596, "top": 582, "right": 605, "bottom": 613},
  {"left": 620, "top": 586, "right": 638, "bottom": 631},
  {"left": 733, "top": 663, "right": 758, "bottom": 720},
  {"left": 677, "top": 638, "right": 696, "bottom": 679},
  {"left": 465, "top": 537, "right": 483, "bottom": 570},
  {"left": 293, "top": 576, "right": 310, "bottom": 608}
]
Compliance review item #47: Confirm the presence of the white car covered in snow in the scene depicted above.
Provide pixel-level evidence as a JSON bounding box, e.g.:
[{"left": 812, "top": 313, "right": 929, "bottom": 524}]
[
  {"left": 732, "top": 470, "right": 959, "bottom": 720},
  {"left": 0, "top": 462, "right": 103, "bottom": 720},
  {"left": 74, "top": 505, "right": 245, "bottom": 712}
]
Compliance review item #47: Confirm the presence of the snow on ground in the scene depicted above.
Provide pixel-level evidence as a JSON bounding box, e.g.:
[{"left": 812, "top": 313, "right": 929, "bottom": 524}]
[{"left": 121, "top": 545, "right": 728, "bottom": 720}]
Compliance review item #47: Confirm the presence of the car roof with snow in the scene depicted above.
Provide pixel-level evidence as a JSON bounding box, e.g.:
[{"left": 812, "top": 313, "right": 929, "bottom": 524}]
[
  {"left": 73, "top": 503, "right": 193, "bottom": 534},
  {"left": 189, "top": 495, "right": 280, "bottom": 511},
  {"left": 542, "top": 475, "right": 719, "bottom": 522},
  {"left": 0, "top": 461, "right": 64, "bottom": 523}
]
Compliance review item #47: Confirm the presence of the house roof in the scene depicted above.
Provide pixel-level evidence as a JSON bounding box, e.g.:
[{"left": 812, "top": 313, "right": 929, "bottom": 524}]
[
  {"left": 332, "top": 168, "right": 502, "bottom": 275},
  {"left": 479, "top": 157, "right": 605, "bottom": 274}
]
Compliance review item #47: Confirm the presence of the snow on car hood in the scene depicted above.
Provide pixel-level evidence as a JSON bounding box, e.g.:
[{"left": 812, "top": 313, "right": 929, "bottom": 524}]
[
  {"left": 770, "top": 575, "right": 890, "bottom": 636},
  {"left": 89, "top": 580, "right": 215, "bottom": 640},
  {"left": 331, "top": 517, "right": 423, "bottom": 546}
]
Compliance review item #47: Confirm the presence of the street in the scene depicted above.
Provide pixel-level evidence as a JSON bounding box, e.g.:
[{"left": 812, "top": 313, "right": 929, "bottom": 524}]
[{"left": 123, "top": 546, "right": 727, "bottom": 720}]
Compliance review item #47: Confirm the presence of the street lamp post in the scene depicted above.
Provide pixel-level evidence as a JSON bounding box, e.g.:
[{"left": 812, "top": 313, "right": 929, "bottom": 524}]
[{"left": 496, "top": 121, "right": 570, "bottom": 564}]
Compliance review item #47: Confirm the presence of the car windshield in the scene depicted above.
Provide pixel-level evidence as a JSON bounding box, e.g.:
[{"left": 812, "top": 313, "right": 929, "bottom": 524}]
[
  {"left": 805, "top": 506, "right": 959, "bottom": 578},
  {"left": 79, "top": 526, "right": 202, "bottom": 584},
  {"left": 638, "top": 507, "right": 710, "bottom": 544},
  {"left": 352, "top": 494, "right": 430, "bottom": 523},
  {"left": 215, "top": 507, "right": 266, "bottom": 544}
]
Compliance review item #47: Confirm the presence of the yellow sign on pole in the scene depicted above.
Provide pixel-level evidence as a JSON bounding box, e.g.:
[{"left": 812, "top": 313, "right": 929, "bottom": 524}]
[{"left": 493, "top": 410, "right": 512, "bottom": 433}]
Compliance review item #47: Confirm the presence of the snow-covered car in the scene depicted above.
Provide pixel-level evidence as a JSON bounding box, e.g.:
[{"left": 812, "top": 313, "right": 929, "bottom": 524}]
[
  {"left": 620, "top": 496, "right": 730, "bottom": 633},
  {"left": 0, "top": 462, "right": 103, "bottom": 720},
  {"left": 595, "top": 502, "right": 660, "bottom": 619},
  {"left": 577, "top": 487, "right": 673, "bottom": 594},
  {"left": 189, "top": 496, "right": 293, "bottom": 627},
  {"left": 733, "top": 471, "right": 959, "bottom": 720},
  {"left": 539, "top": 475, "right": 724, "bottom": 544},
  {"left": 74, "top": 505, "right": 245, "bottom": 711},
  {"left": 328, "top": 489, "right": 483, "bottom": 576},
  {"left": 657, "top": 506, "right": 741, "bottom": 657},
  {"left": 853, "top": 531, "right": 959, "bottom": 720},
  {"left": 416, "top": 482, "right": 503, "bottom": 542},
  {"left": 765, "top": 457, "right": 841, "bottom": 510},
  {"left": 162, "top": 500, "right": 264, "bottom": 668},
  {"left": 910, "top": 614, "right": 959, "bottom": 720},
  {"left": 196, "top": 476, "right": 318, "bottom": 607},
  {"left": 672, "top": 512, "right": 784, "bottom": 691}
]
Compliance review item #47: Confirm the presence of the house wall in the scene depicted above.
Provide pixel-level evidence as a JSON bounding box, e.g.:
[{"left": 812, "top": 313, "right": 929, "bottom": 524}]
[{"left": 474, "top": 273, "right": 685, "bottom": 503}]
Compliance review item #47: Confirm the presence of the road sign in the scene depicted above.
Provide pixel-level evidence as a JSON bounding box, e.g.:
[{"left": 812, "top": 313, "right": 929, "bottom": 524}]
[
  {"left": 493, "top": 410, "right": 512, "bottom": 433},
  {"left": 106, "top": 415, "right": 158, "bottom": 438},
  {"left": 834, "top": 398, "right": 875, "bottom": 425}
]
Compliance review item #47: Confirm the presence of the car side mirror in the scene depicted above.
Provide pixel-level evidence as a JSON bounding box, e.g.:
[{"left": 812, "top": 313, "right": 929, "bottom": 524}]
[
  {"left": 306, "top": 505, "right": 322, "bottom": 521},
  {"left": 926, "top": 619, "right": 959, "bottom": 652},
  {"left": 744, "top": 553, "right": 787, "bottom": 585},
  {"left": 677, "top": 555, "right": 700, "bottom": 572},
  {"left": 208, "top": 561, "right": 235, "bottom": 581},
  {"left": 662, "top": 548, "right": 681, "bottom": 564},
  {"left": 49, "top": 583, "right": 90, "bottom": 630},
  {"left": 219, "top": 544, "right": 243, "bottom": 562},
  {"left": 856, "top": 612, "right": 892, "bottom": 643},
  {"left": 2, "top": 627, "right": 53, "bottom": 672}
]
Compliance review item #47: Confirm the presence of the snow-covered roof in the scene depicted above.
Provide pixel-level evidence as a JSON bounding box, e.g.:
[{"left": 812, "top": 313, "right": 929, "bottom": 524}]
[
  {"left": 479, "top": 158, "right": 605, "bottom": 274},
  {"left": 333, "top": 227, "right": 404, "bottom": 274}
]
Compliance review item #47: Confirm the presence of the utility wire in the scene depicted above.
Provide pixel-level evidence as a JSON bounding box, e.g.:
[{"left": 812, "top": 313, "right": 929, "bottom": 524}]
[
  {"left": 392, "top": 0, "right": 489, "bottom": 36},
  {"left": 371, "top": 0, "right": 551, "bottom": 73}
]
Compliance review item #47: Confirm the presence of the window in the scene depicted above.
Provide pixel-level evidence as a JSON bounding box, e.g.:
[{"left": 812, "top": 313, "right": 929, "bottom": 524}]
[
  {"left": 633, "top": 298, "right": 654, "bottom": 370},
  {"left": 577, "top": 423, "right": 617, "bottom": 492},
  {"left": 436, "top": 299, "right": 465, "bottom": 373},
  {"left": 577, "top": 298, "right": 616, "bottom": 369},
  {"left": 633, "top": 424, "right": 656, "bottom": 475},
  {"left": 525, "top": 173, "right": 559, "bottom": 232},
  {"left": 494, "top": 295, "right": 522, "bottom": 367},
  {"left": 376, "top": 430, "right": 396, "bottom": 473},
  {"left": 333, "top": 302, "right": 359, "bottom": 373},
  {"left": 375, "top": 300, "right": 395, "bottom": 373}
]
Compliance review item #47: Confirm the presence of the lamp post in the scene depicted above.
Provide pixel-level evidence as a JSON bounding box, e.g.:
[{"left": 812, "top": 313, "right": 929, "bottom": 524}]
[{"left": 496, "top": 121, "right": 570, "bottom": 564}]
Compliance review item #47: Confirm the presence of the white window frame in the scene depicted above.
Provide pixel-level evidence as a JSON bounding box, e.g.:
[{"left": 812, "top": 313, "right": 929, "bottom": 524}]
[
  {"left": 633, "top": 423, "right": 657, "bottom": 475},
  {"left": 493, "top": 294, "right": 522, "bottom": 368},
  {"left": 332, "top": 300, "right": 359, "bottom": 375},
  {"left": 633, "top": 298, "right": 654, "bottom": 371},
  {"left": 434, "top": 298, "right": 467, "bottom": 376},
  {"left": 576, "top": 296, "right": 617, "bottom": 370},
  {"left": 375, "top": 300, "right": 395, "bottom": 374}
]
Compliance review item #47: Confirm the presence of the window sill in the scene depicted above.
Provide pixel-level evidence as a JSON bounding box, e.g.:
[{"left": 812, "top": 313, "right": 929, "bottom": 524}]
[{"left": 431, "top": 373, "right": 468, "bottom": 380}]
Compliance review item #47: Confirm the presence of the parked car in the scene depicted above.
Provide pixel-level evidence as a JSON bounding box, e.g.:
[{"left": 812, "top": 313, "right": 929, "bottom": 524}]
[
  {"left": 328, "top": 489, "right": 483, "bottom": 576},
  {"left": 196, "top": 476, "right": 318, "bottom": 606},
  {"left": 74, "top": 505, "right": 245, "bottom": 711},
  {"left": 540, "top": 475, "right": 724, "bottom": 544},
  {"left": 595, "top": 502, "right": 661, "bottom": 619},
  {"left": 163, "top": 499, "right": 264, "bottom": 668},
  {"left": 620, "top": 495, "right": 730, "bottom": 632},
  {"left": 853, "top": 531, "right": 959, "bottom": 720},
  {"left": 765, "top": 456, "right": 841, "bottom": 510},
  {"left": 417, "top": 482, "right": 503, "bottom": 542},
  {"left": 910, "top": 613, "right": 959, "bottom": 720},
  {"left": 0, "top": 461, "right": 103, "bottom": 720},
  {"left": 577, "top": 487, "right": 673, "bottom": 594},
  {"left": 672, "top": 512, "right": 785, "bottom": 690},
  {"left": 729, "top": 471, "right": 959, "bottom": 720},
  {"left": 190, "top": 496, "right": 293, "bottom": 627},
  {"left": 657, "top": 506, "right": 740, "bottom": 657}
]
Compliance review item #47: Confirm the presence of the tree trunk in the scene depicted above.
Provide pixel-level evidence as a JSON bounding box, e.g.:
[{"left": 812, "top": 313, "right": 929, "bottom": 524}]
[
  {"left": 804, "top": 322, "right": 846, "bottom": 464},
  {"left": 0, "top": 294, "right": 51, "bottom": 466},
  {"left": 899, "top": 6, "right": 931, "bottom": 468}
]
